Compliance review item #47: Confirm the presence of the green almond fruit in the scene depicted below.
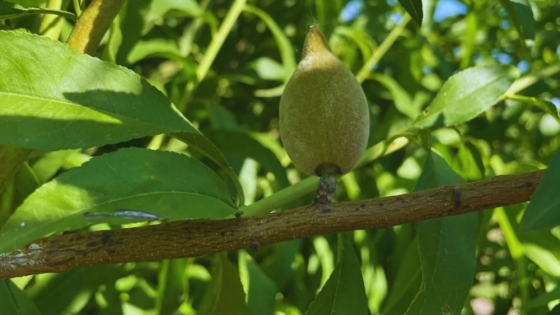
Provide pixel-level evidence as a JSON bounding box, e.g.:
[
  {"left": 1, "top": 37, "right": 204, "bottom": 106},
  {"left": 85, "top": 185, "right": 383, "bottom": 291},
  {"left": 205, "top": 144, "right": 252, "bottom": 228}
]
[{"left": 279, "top": 26, "right": 370, "bottom": 181}]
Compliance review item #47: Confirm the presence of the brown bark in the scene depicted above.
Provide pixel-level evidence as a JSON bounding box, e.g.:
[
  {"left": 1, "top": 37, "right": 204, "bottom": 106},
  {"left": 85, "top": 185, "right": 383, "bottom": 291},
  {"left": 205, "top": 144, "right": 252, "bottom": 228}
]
[{"left": 0, "top": 170, "right": 542, "bottom": 279}]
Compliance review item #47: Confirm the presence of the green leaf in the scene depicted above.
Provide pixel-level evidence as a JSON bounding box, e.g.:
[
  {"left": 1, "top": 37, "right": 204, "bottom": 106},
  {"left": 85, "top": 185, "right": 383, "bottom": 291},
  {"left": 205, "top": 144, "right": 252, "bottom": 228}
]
[
  {"left": 25, "top": 265, "right": 123, "bottom": 315},
  {"left": 243, "top": 5, "right": 296, "bottom": 78},
  {"left": 313, "top": 0, "right": 342, "bottom": 38},
  {"left": 147, "top": 0, "right": 203, "bottom": 19},
  {"left": 458, "top": 140, "right": 485, "bottom": 180},
  {"left": 521, "top": 151, "right": 560, "bottom": 229},
  {"left": 172, "top": 132, "right": 245, "bottom": 207},
  {"left": 0, "top": 1, "right": 26, "bottom": 19},
  {"left": 370, "top": 73, "right": 416, "bottom": 119},
  {"left": 116, "top": 0, "right": 152, "bottom": 64},
  {"left": 0, "top": 148, "right": 237, "bottom": 253},
  {"left": 198, "top": 253, "right": 254, "bottom": 315},
  {"left": 205, "top": 101, "right": 239, "bottom": 130},
  {"left": 2, "top": 0, "right": 46, "bottom": 8},
  {"left": 381, "top": 237, "right": 422, "bottom": 315},
  {"left": 127, "top": 39, "right": 182, "bottom": 64},
  {"left": 156, "top": 259, "right": 189, "bottom": 315},
  {"left": 250, "top": 57, "right": 286, "bottom": 81},
  {"left": 0, "top": 30, "right": 206, "bottom": 154},
  {"left": 519, "top": 228, "right": 560, "bottom": 278},
  {"left": 239, "top": 251, "right": 277, "bottom": 315},
  {"left": 31, "top": 150, "right": 81, "bottom": 183},
  {"left": 499, "top": 0, "right": 536, "bottom": 40},
  {"left": 334, "top": 26, "right": 377, "bottom": 67},
  {"left": 0, "top": 162, "right": 40, "bottom": 228},
  {"left": 405, "top": 151, "right": 477, "bottom": 315},
  {"left": 523, "top": 243, "right": 560, "bottom": 277},
  {"left": 508, "top": 95, "right": 560, "bottom": 123},
  {"left": 206, "top": 130, "right": 290, "bottom": 189},
  {"left": 0, "top": 144, "right": 30, "bottom": 194},
  {"left": 305, "top": 233, "right": 368, "bottom": 315},
  {"left": 0, "top": 280, "right": 41, "bottom": 315},
  {"left": 260, "top": 240, "right": 301, "bottom": 290},
  {"left": 397, "top": 0, "right": 423, "bottom": 25},
  {"left": 413, "top": 65, "right": 519, "bottom": 129},
  {"left": 0, "top": 27, "right": 245, "bottom": 206}
]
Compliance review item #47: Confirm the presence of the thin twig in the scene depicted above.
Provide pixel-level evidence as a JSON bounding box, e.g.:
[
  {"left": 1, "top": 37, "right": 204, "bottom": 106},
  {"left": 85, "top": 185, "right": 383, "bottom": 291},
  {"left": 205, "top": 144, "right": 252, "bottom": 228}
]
[
  {"left": 0, "top": 170, "right": 543, "bottom": 279},
  {"left": 65, "top": 0, "right": 126, "bottom": 55},
  {"left": 356, "top": 14, "right": 411, "bottom": 83}
]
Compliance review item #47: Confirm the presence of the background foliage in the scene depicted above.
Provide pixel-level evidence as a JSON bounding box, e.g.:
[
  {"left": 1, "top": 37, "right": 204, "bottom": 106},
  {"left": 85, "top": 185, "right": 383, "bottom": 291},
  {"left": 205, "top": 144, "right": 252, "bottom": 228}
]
[{"left": 1, "top": 0, "right": 560, "bottom": 314}]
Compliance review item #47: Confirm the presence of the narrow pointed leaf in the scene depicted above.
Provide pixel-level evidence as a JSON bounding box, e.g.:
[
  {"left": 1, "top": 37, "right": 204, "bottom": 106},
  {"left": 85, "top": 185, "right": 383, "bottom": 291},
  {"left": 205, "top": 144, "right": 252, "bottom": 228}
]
[
  {"left": 26, "top": 265, "right": 123, "bottom": 315},
  {"left": 0, "top": 1, "right": 27, "bottom": 19},
  {"left": 156, "top": 259, "right": 189, "bottom": 315},
  {"left": 382, "top": 237, "right": 422, "bottom": 315},
  {"left": 413, "top": 65, "right": 519, "bottom": 129},
  {"left": 498, "top": 0, "right": 535, "bottom": 40},
  {"left": 521, "top": 151, "right": 560, "bottom": 229},
  {"left": 198, "top": 253, "right": 254, "bottom": 315},
  {"left": 398, "top": 0, "right": 423, "bottom": 25},
  {"left": 371, "top": 73, "right": 416, "bottom": 119},
  {"left": 173, "top": 132, "right": 245, "bottom": 206},
  {"left": 0, "top": 148, "right": 236, "bottom": 253},
  {"left": 0, "top": 280, "right": 40, "bottom": 315},
  {"left": 405, "top": 151, "right": 477, "bottom": 315},
  {"left": 239, "top": 251, "right": 277, "bottom": 315},
  {"left": 305, "top": 233, "right": 368, "bottom": 315}
]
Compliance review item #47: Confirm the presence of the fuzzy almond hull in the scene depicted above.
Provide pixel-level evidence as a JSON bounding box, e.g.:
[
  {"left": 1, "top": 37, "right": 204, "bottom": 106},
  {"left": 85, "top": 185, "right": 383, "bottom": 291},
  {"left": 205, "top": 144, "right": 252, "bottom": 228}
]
[{"left": 279, "top": 55, "right": 370, "bottom": 176}]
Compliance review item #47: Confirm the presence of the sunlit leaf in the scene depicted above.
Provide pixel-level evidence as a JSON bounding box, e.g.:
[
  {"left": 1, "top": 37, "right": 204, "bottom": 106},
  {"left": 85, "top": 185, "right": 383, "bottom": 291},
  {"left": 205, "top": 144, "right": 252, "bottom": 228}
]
[
  {"left": 0, "top": 31, "right": 196, "bottom": 150},
  {"left": 0, "top": 148, "right": 237, "bottom": 253},
  {"left": 250, "top": 57, "right": 286, "bottom": 81},
  {"left": 147, "top": 0, "right": 203, "bottom": 19},
  {"left": 0, "top": 32, "right": 244, "bottom": 202},
  {"left": 31, "top": 150, "right": 80, "bottom": 183},
  {"left": 127, "top": 39, "right": 182, "bottom": 63},
  {"left": 413, "top": 65, "right": 519, "bottom": 129}
]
